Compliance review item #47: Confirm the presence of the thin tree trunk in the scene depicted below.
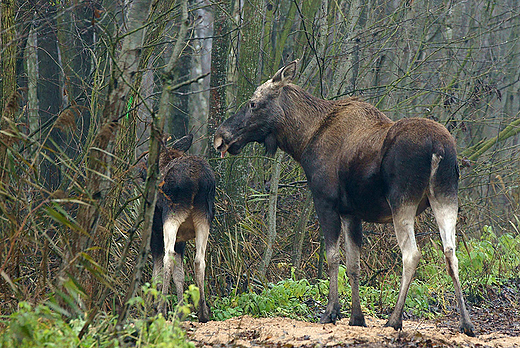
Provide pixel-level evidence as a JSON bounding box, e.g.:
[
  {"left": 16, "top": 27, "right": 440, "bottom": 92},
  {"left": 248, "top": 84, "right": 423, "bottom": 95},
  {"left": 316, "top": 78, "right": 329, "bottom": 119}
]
[
  {"left": 299, "top": 0, "right": 328, "bottom": 96},
  {"left": 0, "top": 0, "right": 17, "bottom": 184},
  {"left": 116, "top": 0, "right": 190, "bottom": 329},
  {"left": 292, "top": 191, "right": 314, "bottom": 272},
  {"left": 73, "top": 0, "right": 154, "bottom": 308},
  {"left": 0, "top": 0, "right": 16, "bottom": 112},
  {"left": 259, "top": 150, "right": 283, "bottom": 277},
  {"left": 330, "top": 0, "right": 364, "bottom": 97},
  {"left": 0, "top": 0, "right": 17, "bottom": 301},
  {"left": 189, "top": 1, "right": 213, "bottom": 156},
  {"left": 25, "top": 21, "right": 39, "bottom": 135},
  {"left": 208, "top": 0, "right": 234, "bottom": 140}
]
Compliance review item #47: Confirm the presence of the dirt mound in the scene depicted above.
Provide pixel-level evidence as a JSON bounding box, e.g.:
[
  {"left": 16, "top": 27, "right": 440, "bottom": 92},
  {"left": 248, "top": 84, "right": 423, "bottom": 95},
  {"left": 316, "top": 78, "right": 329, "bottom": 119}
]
[{"left": 185, "top": 315, "right": 519, "bottom": 347}]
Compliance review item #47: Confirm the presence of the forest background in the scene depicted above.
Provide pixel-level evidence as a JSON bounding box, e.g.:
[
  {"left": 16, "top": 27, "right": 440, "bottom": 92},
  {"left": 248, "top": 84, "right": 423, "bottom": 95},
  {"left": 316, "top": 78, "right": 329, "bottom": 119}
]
[{"left": 0, "top": 0, "right": 519, "bottom": 343}]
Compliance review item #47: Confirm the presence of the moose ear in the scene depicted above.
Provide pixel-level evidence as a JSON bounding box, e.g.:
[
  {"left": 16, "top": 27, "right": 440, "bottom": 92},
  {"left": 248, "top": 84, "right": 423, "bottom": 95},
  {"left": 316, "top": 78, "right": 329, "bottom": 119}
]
[
  {"left": 271, "top": 60, "right": 298, "bottom": 85},
  {"left": 172, "top": 134, "right": 193, "bottom": 153}
]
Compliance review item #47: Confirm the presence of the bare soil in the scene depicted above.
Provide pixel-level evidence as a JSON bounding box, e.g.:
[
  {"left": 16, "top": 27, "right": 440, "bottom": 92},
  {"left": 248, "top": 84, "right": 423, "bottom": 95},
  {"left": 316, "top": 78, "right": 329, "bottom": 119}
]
[
  {"left": 185, "top": 309, "right": 520, "bottom": 347},
  {"left": 186, "top": 280, "right": 520, "bottom": 347}
]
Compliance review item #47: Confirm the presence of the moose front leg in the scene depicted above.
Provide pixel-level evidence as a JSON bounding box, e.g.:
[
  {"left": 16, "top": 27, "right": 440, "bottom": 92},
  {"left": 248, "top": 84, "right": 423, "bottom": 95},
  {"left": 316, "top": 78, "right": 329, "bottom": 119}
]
[
  {"left": 342, "top": 216, "right": 366, "bottom": 326},
  {"left": 314, "top": 198, "right": 342, "bottom": 324}
]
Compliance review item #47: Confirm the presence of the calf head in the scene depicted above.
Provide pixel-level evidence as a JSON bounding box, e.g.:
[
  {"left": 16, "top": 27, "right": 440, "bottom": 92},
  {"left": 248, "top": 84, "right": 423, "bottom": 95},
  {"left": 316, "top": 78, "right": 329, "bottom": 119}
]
[
  {"left": 159, "top": 134, "right": 193, "bottom": 169},
  {"left": 136, "top": 134, "right": 193, "bottom": 180},
  {"left": 214, "top": 60, "right": 298, "bottom": 157}
]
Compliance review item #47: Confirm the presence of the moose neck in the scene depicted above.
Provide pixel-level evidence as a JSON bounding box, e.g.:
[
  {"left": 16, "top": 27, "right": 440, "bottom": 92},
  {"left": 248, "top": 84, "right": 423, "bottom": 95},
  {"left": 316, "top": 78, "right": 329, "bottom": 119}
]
[{"left": 275, "top": 85, "right": 336, "bottom": 162}]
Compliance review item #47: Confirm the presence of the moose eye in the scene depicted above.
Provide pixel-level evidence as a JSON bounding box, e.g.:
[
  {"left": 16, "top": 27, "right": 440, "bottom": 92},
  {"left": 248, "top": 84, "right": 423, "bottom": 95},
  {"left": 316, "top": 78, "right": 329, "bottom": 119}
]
[{"left": 250, "top": 101, "right": 256, "bottom": 109}]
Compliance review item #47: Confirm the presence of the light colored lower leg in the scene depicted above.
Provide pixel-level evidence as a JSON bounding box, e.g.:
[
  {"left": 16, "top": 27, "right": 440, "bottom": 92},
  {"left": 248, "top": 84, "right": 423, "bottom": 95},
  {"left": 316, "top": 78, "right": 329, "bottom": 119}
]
[
  {"left": 161, "top": 212, "right": 188, "bottom": 313},
  {"left": 193, "top": 217, "right": 210, "bottom": 322},
  {"left": 193, "top": 219, "right": 209, "bottom": 300},
  {"left": 324, "top": 234, "right": 341, "bottom": 317},
  {"left": 387, "top": 204, "right": 421, "bottom": 328},
  {"left": 428, "top": 194, "right": 474, "bottom": 333},
  {"left": 172, "top": 251, "right": 184, "bottom": 303}
]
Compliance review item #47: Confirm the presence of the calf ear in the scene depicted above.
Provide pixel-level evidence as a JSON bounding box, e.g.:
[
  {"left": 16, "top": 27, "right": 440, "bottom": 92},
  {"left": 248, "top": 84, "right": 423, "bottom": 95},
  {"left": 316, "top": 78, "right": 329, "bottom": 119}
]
[
  {"left": 172, "top": 134, "right": 193, "bottom": 152},
  {"left": 271, "top": 60, "right": 298, "bottom": 85}
]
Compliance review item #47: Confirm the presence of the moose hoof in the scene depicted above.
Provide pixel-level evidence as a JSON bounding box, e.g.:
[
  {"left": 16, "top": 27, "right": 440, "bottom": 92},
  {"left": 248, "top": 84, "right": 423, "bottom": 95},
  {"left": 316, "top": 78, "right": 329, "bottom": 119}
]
[
  {"left": 384, "top": 318, "right": 402, "bottom": 331},
  {"left": 319, "top": 307, "right": 341, "bottom": 324},
  {"left": 198, "top": 303, "right": 211, "bottom": 323},
  {"left": 460, "top": 322, "right": 475, "bottom": 337},
  {"left": 349, "top": 315, "right": 366, "bottom": 327}
]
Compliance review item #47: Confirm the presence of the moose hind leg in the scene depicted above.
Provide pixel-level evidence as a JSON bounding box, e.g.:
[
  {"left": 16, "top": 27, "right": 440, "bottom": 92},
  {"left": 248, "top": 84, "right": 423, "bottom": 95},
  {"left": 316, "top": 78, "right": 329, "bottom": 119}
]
[
  {"left": 194, "top": 216, "right": 210, "bottom": 322},
  {"left": 342, "top": 216, "right": 366, "bottom": 326},
  {"left": 386, "top": 204, "right": 421, "bottom": 330},
  {"left": 428, "top": 193, "right": 475, "bottom": 336},
  {"left": 172, "top": 242, "right": 185, "bottom": 308}
]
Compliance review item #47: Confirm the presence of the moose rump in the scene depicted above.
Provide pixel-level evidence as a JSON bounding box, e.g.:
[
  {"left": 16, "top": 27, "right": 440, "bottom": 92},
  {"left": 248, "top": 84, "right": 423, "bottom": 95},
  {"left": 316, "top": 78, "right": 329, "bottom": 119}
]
[
  {"left": 214, "top": 61, "right": 474, "bottom": 335},
  {"left": 149, "top": 134, "right": 215, "bottom": 322}
]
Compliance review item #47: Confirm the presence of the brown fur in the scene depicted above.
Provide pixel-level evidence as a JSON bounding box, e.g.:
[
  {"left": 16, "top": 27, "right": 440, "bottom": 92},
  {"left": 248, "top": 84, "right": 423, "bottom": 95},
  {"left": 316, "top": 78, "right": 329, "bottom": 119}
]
[
  {"left": 214, "top": 61, "right": 474, "bottom": 336},
  {"left": 149, "top": 134, "right": 215, "bottom": 322}
]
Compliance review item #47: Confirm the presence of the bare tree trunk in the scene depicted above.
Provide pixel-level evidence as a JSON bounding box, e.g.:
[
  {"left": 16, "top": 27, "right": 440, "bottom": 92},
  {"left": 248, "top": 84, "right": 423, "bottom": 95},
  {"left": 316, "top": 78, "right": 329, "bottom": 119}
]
[
  {"left": 330, "top": 0, "right": 365, "bottom": 97},
  {"left": 73, "top": 0, "right": 154, "bottom": 308},
  {"left": 0, "top": 0, "right": 17, "bottom": 184},
  {"left": 25, "top": 21, "right": 39, "bottom": 135},
  {"left": 116, "top": 0, "right": 190, "bottom": 328},
  {"left": 0, "top": 0, "right": 16, "bottom": 112},
  {"left": 259, "top": 150, "right": 283, "bottom": 277},
  {"left": 189, "top": 1, "right": 213, "bottom": 156},
  {"left": 0, "top": 0, "right": 17, "bottom": 300},
  {"left": 292, "top": 191, "right": 314, "bottom": 272},
  {"left": 208, "top": 0, "right": 234, "bottom": 141},
  {"left": 300, "top": 0, "right": 328, "bottom": 96},
  {"left": 36, "top": 4, "right": 63, "bottom": 191}
]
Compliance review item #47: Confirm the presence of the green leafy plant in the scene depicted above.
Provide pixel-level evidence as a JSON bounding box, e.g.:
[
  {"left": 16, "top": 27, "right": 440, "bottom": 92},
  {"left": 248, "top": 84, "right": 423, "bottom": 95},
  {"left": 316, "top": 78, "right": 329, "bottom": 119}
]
[{"left": 0, "top": 288, "right": 197, "bottom": 348}]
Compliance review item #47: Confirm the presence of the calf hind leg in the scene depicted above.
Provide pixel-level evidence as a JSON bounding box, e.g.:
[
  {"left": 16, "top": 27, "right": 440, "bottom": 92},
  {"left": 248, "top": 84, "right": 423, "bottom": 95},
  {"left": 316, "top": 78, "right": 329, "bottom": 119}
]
[
  {"left": 193, "top": 216, "right": 210, "bottom": 322},
  {"left": 428, "top": 193, "right": 475, "bottom": 336},
  {"left": 172, "top": 242, "right": 186, "bottom": 317},
  {"left": 159, "top": 211, "right": 189, "bottom": 316}
]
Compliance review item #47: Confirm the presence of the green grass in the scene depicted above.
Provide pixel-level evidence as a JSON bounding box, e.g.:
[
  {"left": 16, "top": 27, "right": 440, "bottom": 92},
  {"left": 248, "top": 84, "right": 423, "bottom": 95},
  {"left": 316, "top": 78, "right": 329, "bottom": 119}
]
[{"left": 212, "top": 229, "right": 520, "bottom": 322}]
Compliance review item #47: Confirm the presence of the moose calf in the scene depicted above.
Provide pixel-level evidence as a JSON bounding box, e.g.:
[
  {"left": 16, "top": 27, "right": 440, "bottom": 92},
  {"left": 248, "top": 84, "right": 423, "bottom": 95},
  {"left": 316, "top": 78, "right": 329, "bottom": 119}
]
[{"left": 147, "top": 134, "right": 215, "bottom": 322}]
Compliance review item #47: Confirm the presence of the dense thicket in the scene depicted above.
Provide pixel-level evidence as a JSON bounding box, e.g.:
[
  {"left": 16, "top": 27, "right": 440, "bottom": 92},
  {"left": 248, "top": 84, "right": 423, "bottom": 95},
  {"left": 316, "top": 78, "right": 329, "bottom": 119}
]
[{"left": 0, "top": 0, "right": 518, "bottom": 326}]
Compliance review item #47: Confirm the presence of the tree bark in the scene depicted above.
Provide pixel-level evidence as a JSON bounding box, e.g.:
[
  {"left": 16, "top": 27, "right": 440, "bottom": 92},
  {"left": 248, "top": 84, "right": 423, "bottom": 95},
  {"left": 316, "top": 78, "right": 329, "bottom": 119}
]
[
  {"left": 0, "top": 0, "right": 17, "bottom": 184},
  {"left": 73, "top": 0, "right": 154, "bottom": 308},
  {"left": 208, "top": 0, "right": 234, "bottom": 143},
  {"left": 292, "top": 191, "right": 314, "bottom": 272},
  {"left": 259, "top": 150, "right": 283, "bottom": 277},
  {"left": 189, "top": 1, "right": 214, "bottom": 156},
  {"left": 35, "top": 3, "right": 62, "bottom": 191},
  {"left": 116, "top": 0, "right": 190, "bottom": 328}
]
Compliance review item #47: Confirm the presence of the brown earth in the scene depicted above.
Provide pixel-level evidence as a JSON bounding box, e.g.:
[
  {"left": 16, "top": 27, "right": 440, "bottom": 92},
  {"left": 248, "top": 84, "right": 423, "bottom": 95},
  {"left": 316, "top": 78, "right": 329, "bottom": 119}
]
[
  {"left": 186, "top": 280, "right": 520, "bottom": 347},
  {"left": 185, "top": 309, "right": 520, "bottom": 347}
]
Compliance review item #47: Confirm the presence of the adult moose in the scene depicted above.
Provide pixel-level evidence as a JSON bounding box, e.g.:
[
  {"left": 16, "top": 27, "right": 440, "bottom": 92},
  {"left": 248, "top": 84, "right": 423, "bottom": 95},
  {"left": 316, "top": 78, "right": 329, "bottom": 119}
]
[
  {"left": 148, "top": 134, "right": 215, "bottom": 322},
  {"left": 214, "top": 61, "right": 474, "bottom": 335}
]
